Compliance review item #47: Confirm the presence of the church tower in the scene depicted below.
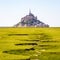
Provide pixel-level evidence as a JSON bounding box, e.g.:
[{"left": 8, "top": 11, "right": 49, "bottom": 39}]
[
  {"left": 29, "top": 9, "right": 31, "bottom": 15},
  {"left": 29, "top": 9, "right": 34, "bottom": 17}
]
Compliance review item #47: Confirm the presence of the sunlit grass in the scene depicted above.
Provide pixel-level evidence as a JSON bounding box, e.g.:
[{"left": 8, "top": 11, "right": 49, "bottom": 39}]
[{"left": 0, "top": 27, "right": 60, "bottom": 60}]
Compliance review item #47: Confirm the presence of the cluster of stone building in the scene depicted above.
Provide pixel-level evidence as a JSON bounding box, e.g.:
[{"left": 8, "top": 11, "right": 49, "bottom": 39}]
[{"left": 14, "top": 11, "right": 49, "bottom": 27}]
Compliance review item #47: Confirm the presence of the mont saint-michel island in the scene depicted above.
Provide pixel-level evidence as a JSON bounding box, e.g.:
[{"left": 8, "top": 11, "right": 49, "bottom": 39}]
[{"left": 14, "top": 10, "right": 49, "bottom": 27}]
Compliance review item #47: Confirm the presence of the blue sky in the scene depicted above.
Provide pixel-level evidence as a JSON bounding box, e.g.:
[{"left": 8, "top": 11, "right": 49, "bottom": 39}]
[{"left": 0, "top": 0, "right": 60, "bottom": 27}]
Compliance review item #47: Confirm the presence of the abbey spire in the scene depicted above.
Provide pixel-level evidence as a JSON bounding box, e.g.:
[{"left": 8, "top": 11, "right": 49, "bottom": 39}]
[
  {"left": 29, "top": 9, "right": 34, "bottom": 17},
  {"left": 29, "top": 9, "right": 31, "bottom": 15}
]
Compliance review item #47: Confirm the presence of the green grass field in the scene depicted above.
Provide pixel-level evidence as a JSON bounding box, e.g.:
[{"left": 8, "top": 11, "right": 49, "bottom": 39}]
[{"left": 0, "top": 27, "right": 60, "bottom": 60}]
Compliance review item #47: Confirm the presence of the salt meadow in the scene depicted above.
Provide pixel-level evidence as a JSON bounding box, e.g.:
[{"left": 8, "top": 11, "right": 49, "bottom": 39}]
[{"left": 0, "top": 27, "right": 60, "bottom": 60}]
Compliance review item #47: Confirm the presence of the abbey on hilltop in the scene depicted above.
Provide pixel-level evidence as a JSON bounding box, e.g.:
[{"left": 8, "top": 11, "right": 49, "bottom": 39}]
[{"left": 14, "top": 10, "right": 49, "bottom": 27}]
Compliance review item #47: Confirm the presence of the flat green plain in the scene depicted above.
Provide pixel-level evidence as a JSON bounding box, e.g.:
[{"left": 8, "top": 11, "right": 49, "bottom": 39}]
[{"left": 0, "top": 27, "right": 60, "bottom": 60}]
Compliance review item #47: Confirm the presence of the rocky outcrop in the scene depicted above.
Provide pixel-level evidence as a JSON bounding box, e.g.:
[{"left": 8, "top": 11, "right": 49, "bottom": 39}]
[{"left": 14, "top": 11, "right": 49, "bottom": 27}]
